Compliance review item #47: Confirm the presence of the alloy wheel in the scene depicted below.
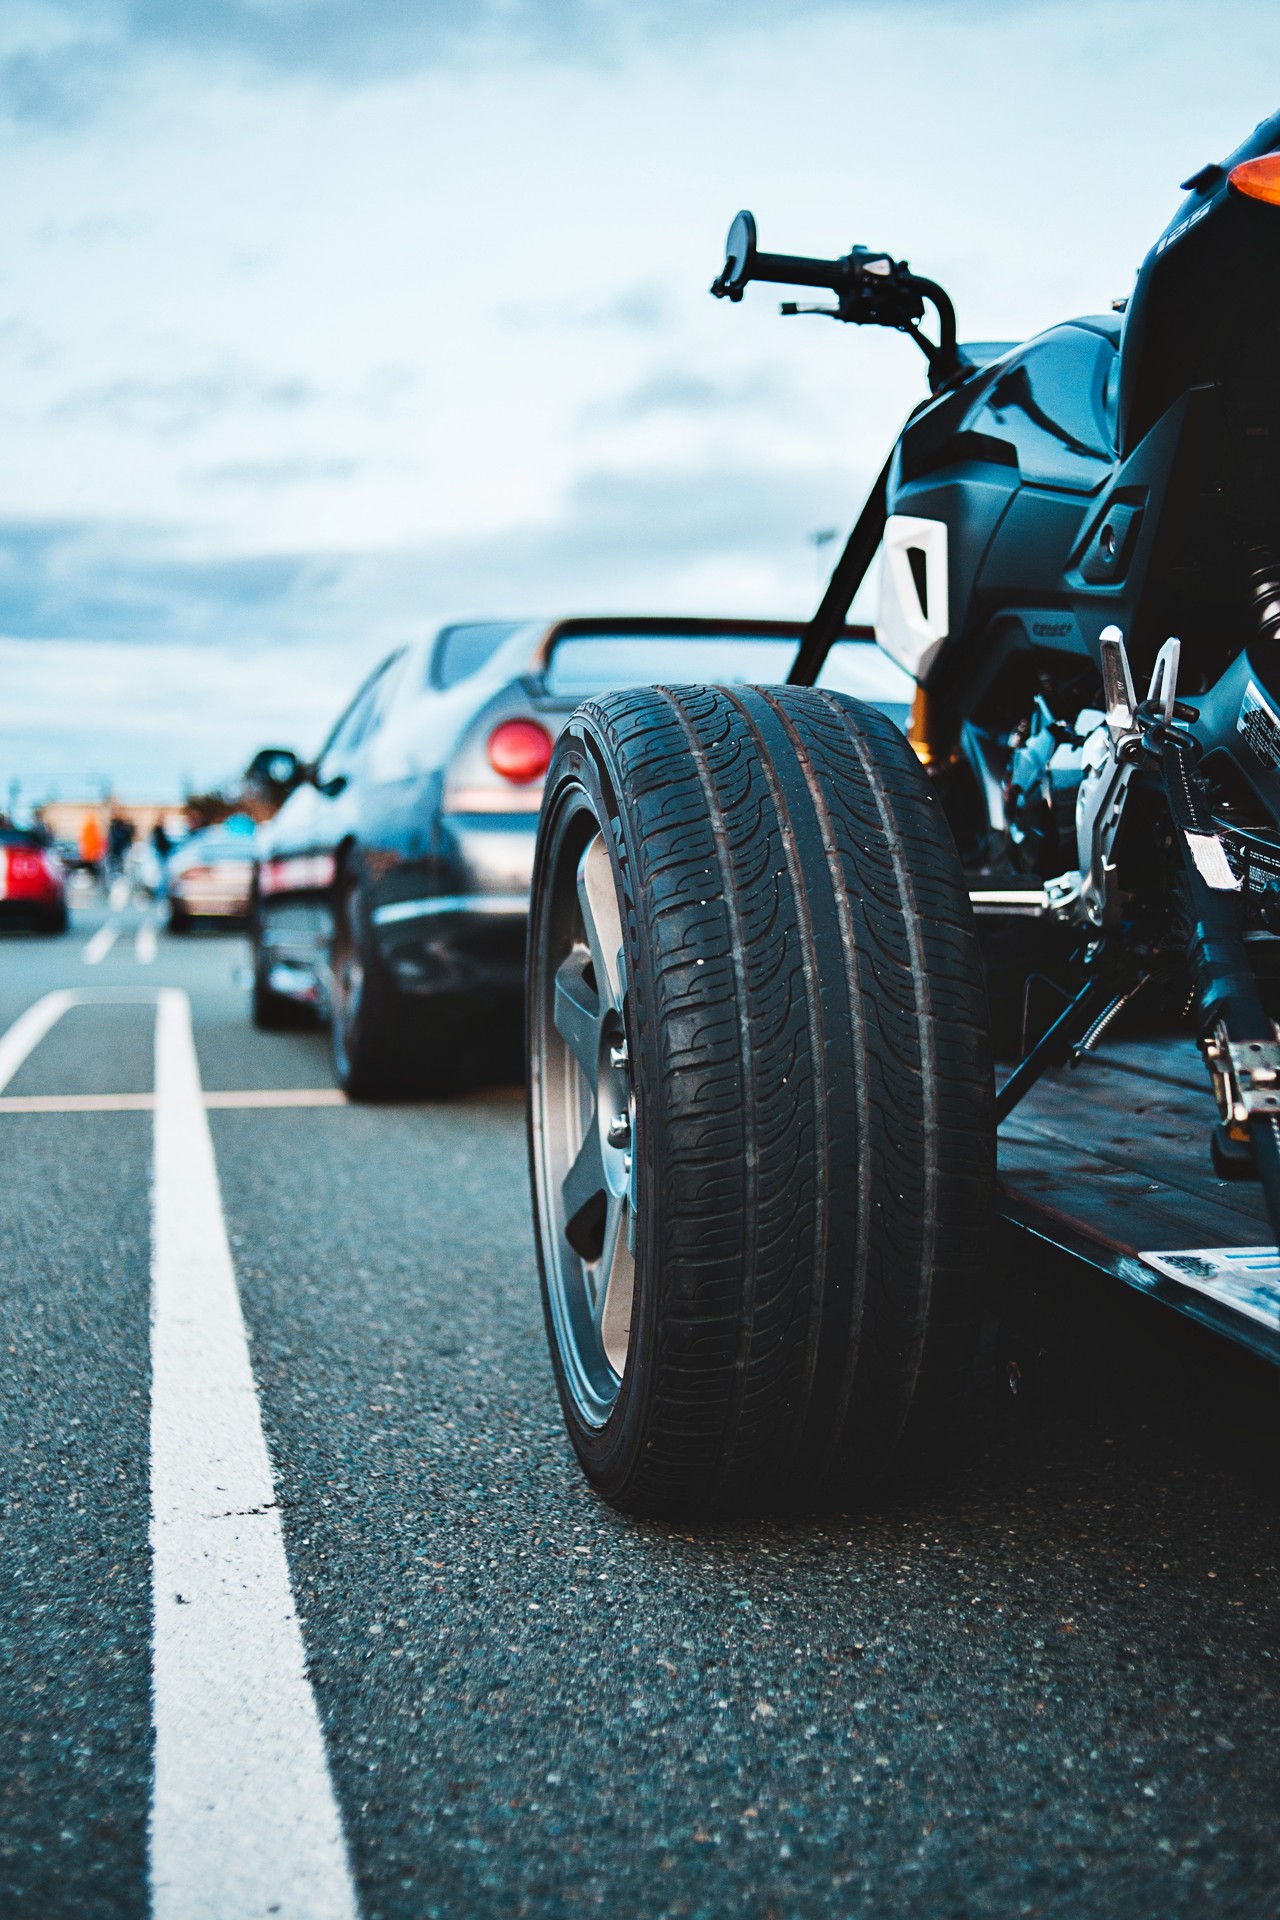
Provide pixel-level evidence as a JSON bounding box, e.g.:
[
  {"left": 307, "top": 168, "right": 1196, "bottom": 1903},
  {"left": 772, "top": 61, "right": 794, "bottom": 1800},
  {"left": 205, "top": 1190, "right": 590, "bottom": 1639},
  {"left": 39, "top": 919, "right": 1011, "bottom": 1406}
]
[{"left": 529, "top": 790, "right": 638, "bottom": 1427}]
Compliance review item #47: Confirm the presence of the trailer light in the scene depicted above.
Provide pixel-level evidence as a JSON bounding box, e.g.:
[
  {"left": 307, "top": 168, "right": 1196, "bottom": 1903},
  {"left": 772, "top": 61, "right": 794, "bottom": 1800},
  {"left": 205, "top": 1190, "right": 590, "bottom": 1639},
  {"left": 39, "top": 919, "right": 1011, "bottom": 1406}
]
[
  {"left": 487, "top": 719, "right": 553, "bottom": 784},
  {"left": 1228, "top": 155, "right": 1280, "bottom": 206}
]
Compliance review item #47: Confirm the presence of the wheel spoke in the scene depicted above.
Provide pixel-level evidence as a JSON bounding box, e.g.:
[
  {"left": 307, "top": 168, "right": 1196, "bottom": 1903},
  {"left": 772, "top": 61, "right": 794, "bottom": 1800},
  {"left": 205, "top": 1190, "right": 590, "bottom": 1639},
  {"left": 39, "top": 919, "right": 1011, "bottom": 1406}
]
[
  {"left": 562, "top": 1130, "right": 607, "bottom": 1261},
  {"left": 577, "top": 835, "right": 624, "bottom": 1012},
  {"left": 596, "top": 1191, "right": 635, "bottom": 1376},
  {"left": 553, "top": 949, "right": 601, "bottom": 1076}
]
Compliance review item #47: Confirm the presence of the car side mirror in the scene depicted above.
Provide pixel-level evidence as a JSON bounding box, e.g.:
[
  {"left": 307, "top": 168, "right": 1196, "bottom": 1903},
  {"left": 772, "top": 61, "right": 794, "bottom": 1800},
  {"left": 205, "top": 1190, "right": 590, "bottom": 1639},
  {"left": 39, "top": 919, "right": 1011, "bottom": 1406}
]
[{"left": 244, "top": 746, "right": 305, "bottom": 791}]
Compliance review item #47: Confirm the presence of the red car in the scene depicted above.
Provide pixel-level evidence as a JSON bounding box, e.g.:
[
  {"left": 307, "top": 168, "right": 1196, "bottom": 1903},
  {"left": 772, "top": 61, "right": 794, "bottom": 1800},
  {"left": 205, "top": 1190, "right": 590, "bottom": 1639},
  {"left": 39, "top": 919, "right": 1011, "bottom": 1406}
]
[{"left": 0, "top": 828, "right": 68, "bottom": 934}]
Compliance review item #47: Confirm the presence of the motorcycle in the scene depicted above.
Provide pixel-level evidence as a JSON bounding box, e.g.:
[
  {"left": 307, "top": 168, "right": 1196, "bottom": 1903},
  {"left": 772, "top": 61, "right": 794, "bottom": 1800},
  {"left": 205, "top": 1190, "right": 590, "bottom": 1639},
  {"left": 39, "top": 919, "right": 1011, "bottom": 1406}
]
[{"left": 524, "top": 110, "right": 1280, "bottom": 1515}]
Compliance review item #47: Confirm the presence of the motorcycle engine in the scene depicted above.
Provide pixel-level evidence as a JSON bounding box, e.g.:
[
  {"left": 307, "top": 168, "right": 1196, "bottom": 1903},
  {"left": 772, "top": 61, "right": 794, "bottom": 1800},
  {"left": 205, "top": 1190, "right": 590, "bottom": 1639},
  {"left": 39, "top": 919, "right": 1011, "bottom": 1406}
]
[{"left": 1004, "top": 699, "right": 1105, "bottom": 875}]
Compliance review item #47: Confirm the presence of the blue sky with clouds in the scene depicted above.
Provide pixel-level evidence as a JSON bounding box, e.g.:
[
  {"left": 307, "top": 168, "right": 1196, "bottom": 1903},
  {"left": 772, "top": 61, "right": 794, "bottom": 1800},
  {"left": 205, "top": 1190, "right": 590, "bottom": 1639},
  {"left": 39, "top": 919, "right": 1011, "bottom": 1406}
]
[{"left": 1, "top": 0, "right": 1278, "bottom": 799}]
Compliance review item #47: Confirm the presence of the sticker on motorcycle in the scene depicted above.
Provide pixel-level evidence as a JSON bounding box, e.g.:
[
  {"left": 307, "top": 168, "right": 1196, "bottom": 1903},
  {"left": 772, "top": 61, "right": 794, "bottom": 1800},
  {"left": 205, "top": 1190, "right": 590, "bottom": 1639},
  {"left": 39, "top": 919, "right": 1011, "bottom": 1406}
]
[{"left": 1237, "top": 679, "right": 1280, "bottom": 774}]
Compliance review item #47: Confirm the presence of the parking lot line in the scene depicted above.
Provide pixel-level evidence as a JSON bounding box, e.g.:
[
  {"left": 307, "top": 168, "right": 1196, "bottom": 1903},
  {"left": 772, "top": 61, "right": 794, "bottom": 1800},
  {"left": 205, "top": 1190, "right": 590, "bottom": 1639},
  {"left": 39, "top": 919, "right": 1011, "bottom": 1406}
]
[
  {"left": 0, "top": 1087, "right": 349, "bottom": 1113},
  {"left": 82, "top": 922, "right": 119, "bottom": 965},
  {"left": 0, "top": 988, "right": 82, "bottom": 1091},
  {"left": 136, "top": 921, "right": 158, "bottom": 965},
  {"left": 150, "top": 988, "right": 358, "bottom": 1920}
]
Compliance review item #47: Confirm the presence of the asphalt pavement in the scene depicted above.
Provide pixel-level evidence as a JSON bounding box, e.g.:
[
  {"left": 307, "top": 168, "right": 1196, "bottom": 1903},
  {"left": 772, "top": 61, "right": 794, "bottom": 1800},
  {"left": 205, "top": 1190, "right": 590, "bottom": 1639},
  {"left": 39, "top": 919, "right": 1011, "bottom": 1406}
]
[{"left": 1, "top": 885, "right": 1278, "bottom": 1920}]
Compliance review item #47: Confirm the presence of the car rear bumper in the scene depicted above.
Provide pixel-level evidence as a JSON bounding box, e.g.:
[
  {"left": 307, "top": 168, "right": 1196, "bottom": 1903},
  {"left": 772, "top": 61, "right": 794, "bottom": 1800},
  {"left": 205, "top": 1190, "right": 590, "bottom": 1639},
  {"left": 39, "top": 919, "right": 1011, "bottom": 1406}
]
[{"left": 373, "top": 892, "right": 527, "bottom": 997}]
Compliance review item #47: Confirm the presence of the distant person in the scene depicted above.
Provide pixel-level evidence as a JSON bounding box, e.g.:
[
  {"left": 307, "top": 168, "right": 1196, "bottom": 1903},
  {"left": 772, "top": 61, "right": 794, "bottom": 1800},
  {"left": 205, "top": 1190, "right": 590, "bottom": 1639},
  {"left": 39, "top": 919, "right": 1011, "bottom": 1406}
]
[
  {"left": 106, "top": 815, "right": 135, "bottom": 880},
  {"left": 79, "top": 812, "right": 105, "bottom": 878},
  {"left": 151, "top": 820, "right": 173, "bottom": 900}
]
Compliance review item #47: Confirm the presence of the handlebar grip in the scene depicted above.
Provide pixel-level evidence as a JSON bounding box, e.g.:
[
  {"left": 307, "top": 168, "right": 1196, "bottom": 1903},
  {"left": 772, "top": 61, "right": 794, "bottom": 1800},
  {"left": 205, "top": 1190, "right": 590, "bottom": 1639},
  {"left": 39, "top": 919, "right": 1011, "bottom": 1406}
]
[
  {"left": 745, "top": 249, "right": 846, "bottom": 292},
  {"left": 711, "top": 211, "right": 846, "bottom": 301}
]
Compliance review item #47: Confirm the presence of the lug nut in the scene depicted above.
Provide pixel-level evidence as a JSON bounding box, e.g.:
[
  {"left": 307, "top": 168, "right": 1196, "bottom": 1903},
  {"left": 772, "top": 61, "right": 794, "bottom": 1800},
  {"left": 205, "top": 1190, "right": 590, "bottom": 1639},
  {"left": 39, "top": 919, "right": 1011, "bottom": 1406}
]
[{"left": 606, "top": 1113, "right": 632, "bottom": 1148}]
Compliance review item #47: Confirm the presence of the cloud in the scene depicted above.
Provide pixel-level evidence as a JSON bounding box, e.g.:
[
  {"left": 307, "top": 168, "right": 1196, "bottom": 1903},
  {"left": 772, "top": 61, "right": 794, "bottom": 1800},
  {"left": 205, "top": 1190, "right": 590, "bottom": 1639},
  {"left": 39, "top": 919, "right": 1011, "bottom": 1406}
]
[
  {"left": 199, "top": 456, "right": 362, "bottom": 489},
  {"left": 0, "top": 454, "right": 868, "bottom": 652},
  {"left": 51, "top": 368, "right": 320, "bottom": 435},
  {"left": 496, "top": 283, "right": 669, "bottom": 337},
  {"left": 0, "top": 0, "right": 938, "bottom": 127},
  {"left": 583, "top": 363, "right": 795, "bottom": 425}
]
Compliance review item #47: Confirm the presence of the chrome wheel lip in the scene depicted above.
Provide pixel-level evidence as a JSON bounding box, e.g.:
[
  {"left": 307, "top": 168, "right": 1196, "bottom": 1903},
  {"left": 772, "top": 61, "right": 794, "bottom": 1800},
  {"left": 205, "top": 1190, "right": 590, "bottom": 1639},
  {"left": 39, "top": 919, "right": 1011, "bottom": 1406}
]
[{"left": 530, "top": 778, "right": 637, "bottom": 1430}]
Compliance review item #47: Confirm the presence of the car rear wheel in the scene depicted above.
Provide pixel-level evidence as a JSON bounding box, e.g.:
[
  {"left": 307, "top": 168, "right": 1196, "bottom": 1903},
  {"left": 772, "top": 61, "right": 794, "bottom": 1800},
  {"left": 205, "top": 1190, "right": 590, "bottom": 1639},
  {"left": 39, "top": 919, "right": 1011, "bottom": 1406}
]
[
  {"left": 527, "top": 683, "right": 995, "bottom": 1517},
  {"left": 329, "top": 865, "right": 458, "bottom": 1099},
  {"left": 250, "top": 914, "right": 312, "bottom": 1030}
]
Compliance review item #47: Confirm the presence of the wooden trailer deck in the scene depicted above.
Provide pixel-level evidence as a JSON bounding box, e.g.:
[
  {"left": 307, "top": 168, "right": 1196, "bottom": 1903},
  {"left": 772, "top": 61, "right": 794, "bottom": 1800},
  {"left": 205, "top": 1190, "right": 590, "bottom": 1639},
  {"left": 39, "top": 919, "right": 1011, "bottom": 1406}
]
[{"left": 998, "top": 1036, "right": 1280, "bottom": 1366}]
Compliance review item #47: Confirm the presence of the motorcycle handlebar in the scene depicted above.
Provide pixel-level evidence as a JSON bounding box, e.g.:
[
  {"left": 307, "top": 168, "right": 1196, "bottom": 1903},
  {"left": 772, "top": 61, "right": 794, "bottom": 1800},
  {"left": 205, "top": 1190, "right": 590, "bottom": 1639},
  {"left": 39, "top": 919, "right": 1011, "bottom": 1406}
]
[{"left": 710, "top": 208, "right": 964, "bottom": 390}]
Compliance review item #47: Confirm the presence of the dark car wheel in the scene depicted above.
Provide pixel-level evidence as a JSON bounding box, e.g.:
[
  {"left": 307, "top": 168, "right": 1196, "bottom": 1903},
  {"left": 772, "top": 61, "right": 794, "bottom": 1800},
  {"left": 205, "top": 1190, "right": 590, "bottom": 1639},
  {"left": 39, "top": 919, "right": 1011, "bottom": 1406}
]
[
  {"left": 527, "top": 683, "right": 995, "bottom": 1518},
  {"left": 250, "top": 916, "right": 313, "bottom": 1030},
  {"left": 329, "top": 865, "right": 459, "bottom": 1099},
  {"left": 37, "top": 903, "right": 69, "bottom": 935},
  {"left": 167, "top": 904, "right": 190, "bottom": 934}
]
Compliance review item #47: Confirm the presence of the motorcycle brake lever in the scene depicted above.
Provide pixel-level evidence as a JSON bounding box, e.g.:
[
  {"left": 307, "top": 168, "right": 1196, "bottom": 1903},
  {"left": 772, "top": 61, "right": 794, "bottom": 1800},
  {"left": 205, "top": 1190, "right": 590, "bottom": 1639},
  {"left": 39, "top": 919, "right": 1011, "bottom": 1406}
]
[{"left": 779, "top": 302, "right": 840, "bottom": 318}]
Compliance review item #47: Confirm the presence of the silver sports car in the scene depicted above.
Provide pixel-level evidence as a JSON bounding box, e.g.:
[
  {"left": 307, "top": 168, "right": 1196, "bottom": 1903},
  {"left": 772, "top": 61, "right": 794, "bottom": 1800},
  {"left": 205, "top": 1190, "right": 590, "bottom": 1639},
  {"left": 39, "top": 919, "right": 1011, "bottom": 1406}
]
[{"left": 250, "top": 615, "right": 914, "bottom": 1095}]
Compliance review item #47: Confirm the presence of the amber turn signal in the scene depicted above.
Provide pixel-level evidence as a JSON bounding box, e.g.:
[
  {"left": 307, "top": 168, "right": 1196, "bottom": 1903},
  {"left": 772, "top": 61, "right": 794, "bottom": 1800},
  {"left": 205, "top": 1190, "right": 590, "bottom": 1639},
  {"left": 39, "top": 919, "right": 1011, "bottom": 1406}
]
[
  {"left": 487, "top": 718, "right": 554, "bottom": 784},
  {"left": 1228, "top": 154, "right": 1280, "bottom": 206}
]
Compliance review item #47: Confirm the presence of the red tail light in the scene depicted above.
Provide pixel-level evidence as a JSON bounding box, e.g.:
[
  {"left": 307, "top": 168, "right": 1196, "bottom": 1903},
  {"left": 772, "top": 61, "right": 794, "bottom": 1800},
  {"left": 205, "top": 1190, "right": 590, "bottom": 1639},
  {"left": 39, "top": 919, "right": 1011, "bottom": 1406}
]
[
  {"left": 487, "top": 719, "right": 553, "bottom": 784},
  {"left": 8, "top": 850, "right": 50, "bottom": 884}
]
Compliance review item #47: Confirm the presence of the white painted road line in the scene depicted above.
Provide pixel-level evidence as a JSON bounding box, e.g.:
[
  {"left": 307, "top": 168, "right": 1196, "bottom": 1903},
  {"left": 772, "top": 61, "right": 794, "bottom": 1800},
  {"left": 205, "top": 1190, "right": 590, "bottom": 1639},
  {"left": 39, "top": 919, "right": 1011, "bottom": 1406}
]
[
  {"left": 0, "top": 1092, "right": 157, "bottom": 1113},
  {"left": 150, "top": 988, "right": 358, "bottom": 1920},
  {"left": 0, "top": 989, "right": 81, "bottom": 1092},
  {"left": 136, "top": 921, "right": 158, "bottom": 965},
  {"left": 0, "top": 1087, "right": 349, "bottom": 1114},
  {"left": 83, "top": 922, "right": 119, "bottom": 966}
]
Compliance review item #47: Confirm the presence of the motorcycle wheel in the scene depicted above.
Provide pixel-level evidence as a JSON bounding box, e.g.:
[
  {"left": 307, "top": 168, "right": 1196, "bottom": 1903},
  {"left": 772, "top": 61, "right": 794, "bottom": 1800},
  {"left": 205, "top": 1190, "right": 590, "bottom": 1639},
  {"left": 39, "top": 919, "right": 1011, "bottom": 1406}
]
[{"left": 527, "top": 684, "right": 995, "bottom": 1516}]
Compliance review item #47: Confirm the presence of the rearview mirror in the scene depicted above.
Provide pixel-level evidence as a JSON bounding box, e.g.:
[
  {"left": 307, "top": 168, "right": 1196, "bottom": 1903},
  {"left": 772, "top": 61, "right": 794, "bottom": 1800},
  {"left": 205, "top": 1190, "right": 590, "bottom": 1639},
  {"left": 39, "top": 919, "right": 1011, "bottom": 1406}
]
[{"left": 710, "top": 209, "right": 758, "bottom": 301}]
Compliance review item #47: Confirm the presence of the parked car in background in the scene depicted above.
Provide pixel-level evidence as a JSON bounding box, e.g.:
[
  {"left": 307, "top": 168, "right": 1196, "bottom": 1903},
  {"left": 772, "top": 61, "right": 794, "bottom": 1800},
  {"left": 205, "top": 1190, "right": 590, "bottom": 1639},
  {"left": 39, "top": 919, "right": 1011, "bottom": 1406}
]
[
  {"left": 0, "top": 826, "right": 67, "bottom": 933},
  {"left": 167, "top": 815, "right": 256, "bottom": 931},
  {"left": 250, "top": 616, "right": 914, "bottom": 1097}
]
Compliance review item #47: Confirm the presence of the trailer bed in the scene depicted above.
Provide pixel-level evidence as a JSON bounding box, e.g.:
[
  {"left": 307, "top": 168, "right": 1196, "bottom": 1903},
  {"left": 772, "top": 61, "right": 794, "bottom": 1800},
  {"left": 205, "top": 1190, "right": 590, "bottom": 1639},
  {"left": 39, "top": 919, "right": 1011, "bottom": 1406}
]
[{"left": 998, "top": 1035, "right": 1280, "bottom": 1365}]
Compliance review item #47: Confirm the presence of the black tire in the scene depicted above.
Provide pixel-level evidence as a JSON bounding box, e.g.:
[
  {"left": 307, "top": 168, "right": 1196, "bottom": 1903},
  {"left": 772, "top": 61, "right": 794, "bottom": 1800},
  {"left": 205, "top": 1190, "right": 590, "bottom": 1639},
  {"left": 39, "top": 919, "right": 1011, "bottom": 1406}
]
[
  {"left": 167, "top": 905, "right": 189, "bottom": 934},
  {"left": 329, "top": 864, "right": 458, "bottom": 1099},
  {"left": 527, "top": 683, "right": 995, "bottom": 1516},
  {"left": 250, "top": 921, "right": 312, "bottom": 1030},
  {"left": 38, "top": 902, "right": 69, "bottom": 935}
]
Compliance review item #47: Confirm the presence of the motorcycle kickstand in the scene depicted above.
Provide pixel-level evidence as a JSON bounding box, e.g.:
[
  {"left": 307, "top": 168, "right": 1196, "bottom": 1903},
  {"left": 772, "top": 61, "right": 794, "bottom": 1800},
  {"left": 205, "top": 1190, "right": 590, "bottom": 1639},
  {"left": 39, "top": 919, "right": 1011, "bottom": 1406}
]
[{"left": 994, "top": 966, "right": 1129, "bottom": 1125}]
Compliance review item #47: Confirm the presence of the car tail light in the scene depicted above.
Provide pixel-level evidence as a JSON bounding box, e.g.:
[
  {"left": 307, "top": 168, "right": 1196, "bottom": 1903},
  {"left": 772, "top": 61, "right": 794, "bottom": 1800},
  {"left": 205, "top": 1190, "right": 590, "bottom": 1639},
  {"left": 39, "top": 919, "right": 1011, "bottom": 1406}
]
[
  {"left": 1228, "top": 155, "right": 1280, "bottom": 206},
  {"left": 486, "top": 719, "right": 553, "bottom": 784},
  {"left": 8, "top": 850, "right": 49, "bottom": 884}
]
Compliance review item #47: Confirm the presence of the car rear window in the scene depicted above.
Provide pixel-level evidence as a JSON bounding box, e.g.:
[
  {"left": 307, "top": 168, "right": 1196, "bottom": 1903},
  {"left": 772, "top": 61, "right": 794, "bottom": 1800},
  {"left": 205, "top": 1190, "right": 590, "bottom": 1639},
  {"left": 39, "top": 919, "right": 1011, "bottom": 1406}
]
[
  {"left": 543, "top": 633, "right": 915, "bottom": 709},
  {"left": 432, "top": 622, "right": 527, "bottom": 690}
]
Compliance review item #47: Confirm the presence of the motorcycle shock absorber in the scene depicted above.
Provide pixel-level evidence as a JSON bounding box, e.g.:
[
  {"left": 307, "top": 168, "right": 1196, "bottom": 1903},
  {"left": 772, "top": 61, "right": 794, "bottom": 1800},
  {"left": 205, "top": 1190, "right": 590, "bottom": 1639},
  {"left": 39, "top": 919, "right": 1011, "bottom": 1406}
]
[{"left": 1244, "top": 542, "right": 1280, "bottom": 648}]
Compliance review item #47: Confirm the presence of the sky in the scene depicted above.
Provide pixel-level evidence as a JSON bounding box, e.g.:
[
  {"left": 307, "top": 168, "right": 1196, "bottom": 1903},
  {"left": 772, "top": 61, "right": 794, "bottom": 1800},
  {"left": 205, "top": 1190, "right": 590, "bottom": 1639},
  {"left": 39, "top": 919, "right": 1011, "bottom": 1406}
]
[{"left": 1, "top": 0, "right": 1278, "bottom": 802}]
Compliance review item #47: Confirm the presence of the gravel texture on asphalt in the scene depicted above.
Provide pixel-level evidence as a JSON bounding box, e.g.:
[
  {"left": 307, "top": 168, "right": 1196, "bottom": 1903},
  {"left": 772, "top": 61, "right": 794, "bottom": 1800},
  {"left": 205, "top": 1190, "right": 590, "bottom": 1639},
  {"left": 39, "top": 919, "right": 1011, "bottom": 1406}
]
[{"left": 0, "top": 911, "right": 1278, "bottom": 1919}]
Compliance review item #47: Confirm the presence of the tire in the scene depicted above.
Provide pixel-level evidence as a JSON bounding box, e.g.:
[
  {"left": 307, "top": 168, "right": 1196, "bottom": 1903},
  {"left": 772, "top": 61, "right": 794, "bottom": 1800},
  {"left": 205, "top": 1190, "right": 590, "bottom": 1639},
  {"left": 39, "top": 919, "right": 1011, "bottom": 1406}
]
[
  {"left": 329, "top": 864, "right": 458, "bottom": 1099},
  {"left": 527, "top": 683, "right": 995, "bottom": 1517},
  {"left": 167, "top": 905, "right": 189, "bottom": 934},
  {"left": 38, "top": 902, "right": 69, "bottom": 935},
  {"left": 250, "top": 920, "right": 312, "bottom": 1030}
]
